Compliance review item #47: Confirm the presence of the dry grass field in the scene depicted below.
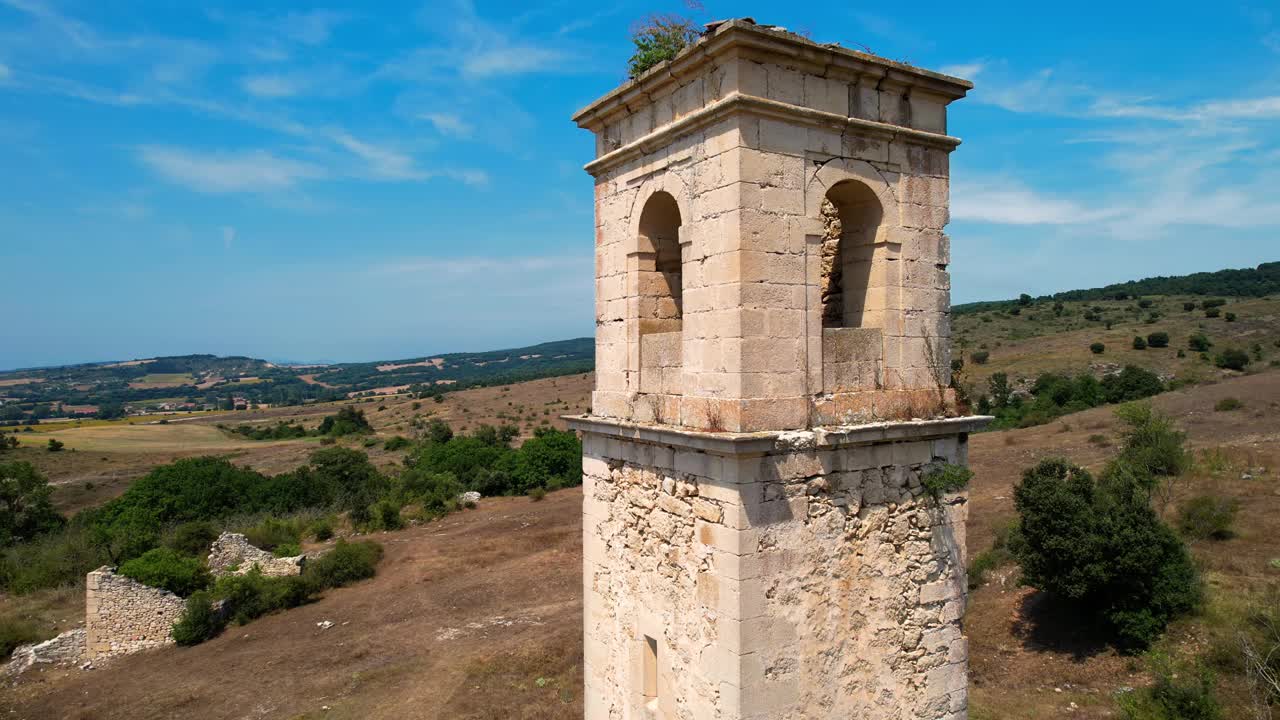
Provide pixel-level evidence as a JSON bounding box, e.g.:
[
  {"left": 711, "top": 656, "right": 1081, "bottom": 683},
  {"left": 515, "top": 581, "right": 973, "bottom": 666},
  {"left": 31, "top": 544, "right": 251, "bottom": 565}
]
[{"left": 3, "top": 368, "right": 1278, "bottom": 719}]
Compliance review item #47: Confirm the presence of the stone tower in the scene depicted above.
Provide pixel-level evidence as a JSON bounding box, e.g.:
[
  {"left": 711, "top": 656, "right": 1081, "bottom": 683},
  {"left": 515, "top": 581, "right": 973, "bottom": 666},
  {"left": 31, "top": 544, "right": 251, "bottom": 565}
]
[{"left": 568, "top": 19, "right": 988, "bottom": 720}]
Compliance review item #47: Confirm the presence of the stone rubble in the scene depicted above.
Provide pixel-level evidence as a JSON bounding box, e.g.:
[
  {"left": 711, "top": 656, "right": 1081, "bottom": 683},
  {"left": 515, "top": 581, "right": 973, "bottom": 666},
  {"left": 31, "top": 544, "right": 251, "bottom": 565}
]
[{"left": 207, "top": 532, "right": 305, "bottom": 578}]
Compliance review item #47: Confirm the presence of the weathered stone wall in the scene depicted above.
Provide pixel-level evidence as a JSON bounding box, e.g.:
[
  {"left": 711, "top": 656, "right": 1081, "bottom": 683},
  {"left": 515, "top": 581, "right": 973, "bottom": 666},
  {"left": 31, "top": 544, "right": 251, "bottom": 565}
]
[
  {"left": 2, "top": 628, "right": 85, "bottom": 679},
  {"left": 85, "top": 567, "right": 185, "bottom": 658},
  {"left": 207, "top": 532, "right": 304, "bottom": 578},
  {"left": 578, "top": 420, "right": 976, "bottom": 720},
  {"left": 575, "top": 20, "right": 967, "bottom": 432}
]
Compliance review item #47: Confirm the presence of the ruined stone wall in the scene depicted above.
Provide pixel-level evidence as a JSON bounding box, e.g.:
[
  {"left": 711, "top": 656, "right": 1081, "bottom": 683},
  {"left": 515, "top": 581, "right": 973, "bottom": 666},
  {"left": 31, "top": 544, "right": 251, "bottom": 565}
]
[
  {"left": 85, "top": 567, "right": 184, "bottom": 658},
  {"left": 207, "top": 532, "right": 304, "bottom": 577},
  {"left": 580, "top": 423, "right": 972, "bottom": 719},
  {"left": 2, "top": 628, "right": 85, "bottom": 679}
]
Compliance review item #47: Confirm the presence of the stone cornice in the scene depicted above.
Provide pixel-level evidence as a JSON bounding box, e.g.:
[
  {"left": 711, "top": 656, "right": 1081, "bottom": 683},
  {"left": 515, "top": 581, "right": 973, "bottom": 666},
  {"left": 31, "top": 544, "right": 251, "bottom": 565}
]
[
  {"left": 573, "top": 19, "right": 972, "bottom": 131},
  {"left": 581, "top": 91, "right": 963, "bottom": 177},
  {"left": 565, "top": 414, "right": 993, "bottom": 457}
]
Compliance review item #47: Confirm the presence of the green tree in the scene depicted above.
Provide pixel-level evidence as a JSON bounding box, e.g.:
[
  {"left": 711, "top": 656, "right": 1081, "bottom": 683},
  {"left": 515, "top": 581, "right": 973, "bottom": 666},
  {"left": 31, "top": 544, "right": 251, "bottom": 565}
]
[
  {"left": 1146, "top": 332, "right": 1169, "bottom": 348},
  {"left": 1090, "top": 342, "right": 1106, "bottom": 354},
  {"left": 1214, "top": 348, "right": 1250, "bottom": 371},
  {"left": 1133, "top": 336, "right": 1147, "bottom": 350},
  {"left": 46, "top": 438, "right": 64, "bottom": 452},
  {"left": 627, "top": 14, "right": 700, "bottom": 78},
  {"left": 1188, "top": 333, "right": 1212, "bottom": 352},
  {"left": 0, "top": 461, "right": 65, "bottom": 546}
]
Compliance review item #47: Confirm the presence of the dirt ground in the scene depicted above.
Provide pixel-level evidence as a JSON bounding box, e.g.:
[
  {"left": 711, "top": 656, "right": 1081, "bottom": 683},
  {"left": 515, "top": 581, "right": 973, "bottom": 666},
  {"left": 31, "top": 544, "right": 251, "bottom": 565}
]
[
  {"left": 3, "top": 370, "right": 1277, "bottom": 718},
  {"left": 0, "top": 490, "right": 585, "bottom": 720}
]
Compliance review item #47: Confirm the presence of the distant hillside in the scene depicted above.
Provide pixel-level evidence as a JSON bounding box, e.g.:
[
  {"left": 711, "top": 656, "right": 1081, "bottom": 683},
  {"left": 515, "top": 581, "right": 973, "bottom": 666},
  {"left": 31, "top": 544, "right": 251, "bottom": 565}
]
[
  {"left": 0, "top": 338, "right": 593, "bottom": 424},
  {"left": 956, "top": 261, "right": 1280, "bottom": 315}
]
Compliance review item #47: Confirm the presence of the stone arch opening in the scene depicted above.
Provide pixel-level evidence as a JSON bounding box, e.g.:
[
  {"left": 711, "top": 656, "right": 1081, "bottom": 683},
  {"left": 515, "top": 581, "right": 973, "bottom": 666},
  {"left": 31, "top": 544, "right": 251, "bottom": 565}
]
[
  {"left": 637, "top": 191, "right": 683, "bottom": 335},
  {"left": 821, "top": 180, "right": 884, "bottom": 329}
]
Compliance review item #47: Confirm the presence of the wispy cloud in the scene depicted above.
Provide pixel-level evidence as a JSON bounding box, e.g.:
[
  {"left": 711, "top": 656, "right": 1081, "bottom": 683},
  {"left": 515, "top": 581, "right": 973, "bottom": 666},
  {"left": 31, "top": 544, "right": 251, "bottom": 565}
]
[
  {"left": 939, "top": 61, "right": 984, "bottom": 80},
  {"left": 0, "top": 63, "right": 10, "bottom": 82},
  {"left": 137, "top": 146, "right": 325, "bottom": 193},
  {"left": 326, "top": 131, "right": 424, "bottom": 180},
  {"left": 221, "top": 226, "right": 236, "bottom": 249},
  {"left": 241, "top": 74, "right": 304, "bottom": 98},
  {"left": 277, "top": 10, "right": 348, "bottom": 45},
  {"left": 419, "top": 112, "right": 473, "bottom": 138},
  {"left": 952, "top": 178, "right": 1114, "bottom": 225}
]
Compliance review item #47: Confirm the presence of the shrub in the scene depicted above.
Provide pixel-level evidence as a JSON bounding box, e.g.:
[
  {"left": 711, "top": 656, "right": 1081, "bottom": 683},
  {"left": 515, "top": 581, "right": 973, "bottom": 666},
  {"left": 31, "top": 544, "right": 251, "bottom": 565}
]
[
  {"left": 1133, "top": 336, "right": 1147, "bottom": 350},
  {"left": 1205, "top": 307, "right": 1221, "bottom": 318},
  {"left": 1114, "top": 403, "right": 1188, "bottom": 480},
  {"left": 163, "top": 521, "right": 220, "bottom": 557},
  {"left": 1146, "top": 332, "right": 1169, "bottom": 348},
  {"left": 1087, "top": 433, "right": 1111, "bottom": 447},
  {"left": 920, "top": 463, "right": 973, "bottom": 501},
  {"left": 1117, "top": 654, "right": 1220, "bottom": 720},
  {"left": 0, "top": 461, "right": 65, "bottom": 547},
  {"left": 1012, "top": 456, "right": 1201, "bottom": 652},
  {"left": 1183, "top": 302, "right": 1196, "bottom": 311},
  {"left": 303, "top": 539, "right": 382, "bottom": 589},
  {"left": 1213, "top": 397, "right": 1242, "bottom": 412},
  {"left": 272, "top": 542, "right": 301, "bottom": 558},
  {"left": 970, "top": 351, "right": 990, "bottom": 365},
  {"left": 528, "top": 487, "right": 547, "bottom": 502},
  {"left": 308, "top": 518, "right": 334, "bottom": 542},
  {"left": 1188, "top": 334, "right": 1212, "bottom": 352},
  {"left": 383, "top": 436, "right": 411, "bottom": 451},
  {"left": 1103, "top": 366, "right": 1165, "bottom": 404},
  {"left": 240, "top": 516, "right": 302, "bottom": 551},
  {"left": 372, "top": 500, "right": 403, "bottom": 531},
  {"left": 1177, "top": 495, "right": 1238, "bottom": 540},
  {"left": 1138, "top": 299, "right": 1154, "bottom": 309},
  {"left": 967, "top": 520, "right": 1019, "bottom": 590},
  {"left": 171, "top": 590, "right": 225, "bottom": 646},
  {"left": 46, "top": 439, "right": 63, "bottom": 452},
  {"left": 1224, "top": 312, "right": 1236, "bottom": 322},
  {"left": 627, "top": 14, "right": 699, "bottom": 78},
  {"left": 1214, "top": 348, "right": 1250, "bottom": 371},
  {"left": 1090, "top": 342, "right": 1106, "bottom": 354},
  {"left": 317, "top": 407, "right": 373, "bottom": 437},
  {"left": 118, "top": 547, "right": 211, "bottom": 597}
]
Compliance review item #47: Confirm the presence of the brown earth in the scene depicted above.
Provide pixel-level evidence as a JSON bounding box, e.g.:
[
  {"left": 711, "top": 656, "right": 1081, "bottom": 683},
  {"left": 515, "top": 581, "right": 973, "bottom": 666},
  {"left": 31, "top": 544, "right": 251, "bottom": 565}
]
[{"left": 4, "top": 370, "right": 1278, "bottom": 718}]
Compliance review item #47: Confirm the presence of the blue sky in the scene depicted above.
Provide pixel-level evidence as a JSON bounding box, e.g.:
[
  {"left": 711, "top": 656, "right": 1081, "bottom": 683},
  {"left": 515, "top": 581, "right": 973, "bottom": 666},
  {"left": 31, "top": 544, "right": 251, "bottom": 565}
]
[{"left": 1, "top": 0, "right": 1278, "bottom": 370}]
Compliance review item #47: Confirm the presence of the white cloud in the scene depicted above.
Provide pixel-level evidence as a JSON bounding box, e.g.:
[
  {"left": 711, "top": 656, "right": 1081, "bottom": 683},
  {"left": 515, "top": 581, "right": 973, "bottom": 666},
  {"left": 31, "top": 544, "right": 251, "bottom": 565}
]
[
  {"left": 138, "top": 146, "right": 324, "bottom": 193},
  {"left": 419, "top": 112, "right": 472, "bottom": 138},
  {"left": 938, "top": 62, "right": 983, "bottom": 80},
  {"left": 461, "top": 46, "right": 566, "bottom": 78},
  {"left": 221, "top": 226, "right": 236, "bottom": 249},
  {"left": 278, "top": 10, "right": 347, "bottom": 45},
  {"left": 0, "top": 63, "right": 10, "bottom": 81},
  {"left": 951, "top": 179, "right": 1114, "bottom": 225},
  {"left": 326, "top": 131, "right": 424, "bottom": 181},
  {"left": 1193, "top": 96, "right": 1280, "bottom": 120},
  {"left": 241, "top": 74, "right": 303, "bottom": 98}
]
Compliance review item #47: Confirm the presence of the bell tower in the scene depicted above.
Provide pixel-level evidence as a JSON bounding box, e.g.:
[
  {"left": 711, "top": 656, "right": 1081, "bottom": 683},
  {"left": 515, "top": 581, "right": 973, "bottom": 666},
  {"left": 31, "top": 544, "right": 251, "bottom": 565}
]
[{"left": 569, "top": 19, "right": 989, "bottom": 719}]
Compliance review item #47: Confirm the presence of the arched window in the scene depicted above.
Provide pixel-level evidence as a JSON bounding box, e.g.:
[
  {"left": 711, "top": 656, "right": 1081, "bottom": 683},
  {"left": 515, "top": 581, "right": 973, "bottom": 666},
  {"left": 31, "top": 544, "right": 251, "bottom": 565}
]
[
  {"left": 820, "top": 181, "right": 884, "bottom": 329},
  {"left": 636, "top": 191, "right": 683, "bottom": 335}
]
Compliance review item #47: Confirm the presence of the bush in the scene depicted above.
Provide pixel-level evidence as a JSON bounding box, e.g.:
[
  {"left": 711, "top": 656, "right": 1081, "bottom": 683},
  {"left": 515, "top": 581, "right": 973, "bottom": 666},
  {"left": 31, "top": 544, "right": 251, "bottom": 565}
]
[
  {"left": 1204, "top": 307, "right": 1221, "bottom": 318},
  {"left": 627, "top": 14, "right": 699, "bottom": 78},
  {"left": 303, "top": 539, "right": 382, "bottom": 589},
  {"left": 528, "top": 487, "right": 547, "bottom": 502},
  {"left": 1188, "top": 334, "right": 1212, "bottom": 352},
  {"left": 163, "top": 521, "right": 220, "bottom": 557},
  {"left": 1117, "top": 654, "right": 1220, "bottom": 720},
  {"left": 1012, "top": 455, "right": 1201, "bottom": 652},
  {"left": 1138, "top": 299, "right": 1154, "bottom": 309},
  {"left": 272, "top": 542, "right": 301, "bottom": 558},
  {"left": 0, "top": 461, "right": 65, "bottom": 547},
  {"left": 383, "top": 436, "right": 411, "bottom": 451},
  {"left": 317, "top": 407, "right": 373, "bottom": 437},
  {"left": 1214, "top": 348, "right": 1249, "bottom": 371},
  {"left": 1146, "top": 332, "right": 1169, "bottom": 348},
  {"left": 1183, "top": 302, "right": 1196, "bottom": 311},
  {"left": 920, "top": 463, "right": 973, "bottom": 501},
  {"left": 1224, "top": 312, "right": 1236, "bottom": 322},
  {"left": 372, "top": 500, "right": 403, "bottom": 531},
  {"left": 1177, "top": 495, "right": 1238, "bottom": 540},
  {"left": 118, "top": 547, "right": 211, "bottom": 597},
  {"left": 970, "top": 351, "right": 990, "bottom": 365},
  {"left": 1213, "top": 397, "right": 1242, "bottom": 412},
  {"left": 171, "top": 590, "right": 225, "bottom": 646},
  {"left": 240, "top": 516, "right": 302, "bottom": 551},
  {"left": 967, "top": 520, "right": 1019, "bottom": 590},
  {"left": 308, "top": 518, "right": 334, "bottom": 542},
  {"left": 1114, "top": 403, "right": 1188, "bottom": 480},
  {"left": 1133, "top": 336, "right": 1147, "bottom": 350},
  {"left": 46, "top": 439, "right": 64, "bottom": 452},
  {"left": 1090, "top": 342, "right": 1106, "bottom": 354}
]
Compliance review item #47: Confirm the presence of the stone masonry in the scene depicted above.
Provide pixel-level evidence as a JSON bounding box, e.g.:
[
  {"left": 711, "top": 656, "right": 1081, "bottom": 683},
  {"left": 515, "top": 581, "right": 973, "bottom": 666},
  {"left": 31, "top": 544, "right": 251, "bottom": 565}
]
[
  {"left": 85, "top": 567, "right": 185, "bottom": 658},
  {"left": 571, "top": 19, "right": 987, "bottom": 720},
  {"left": 1, "top": 628, "right": 85, "bottom": 679},
  {"left": 207, "top": 532, "right": 305, "bottom": 578}
]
